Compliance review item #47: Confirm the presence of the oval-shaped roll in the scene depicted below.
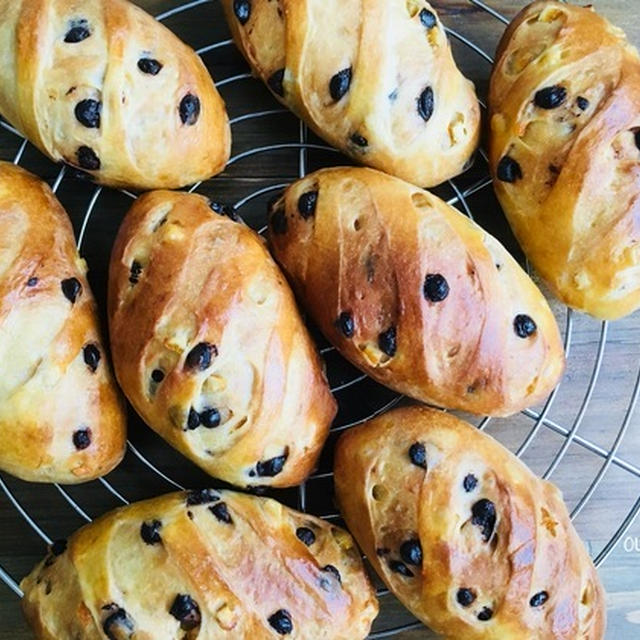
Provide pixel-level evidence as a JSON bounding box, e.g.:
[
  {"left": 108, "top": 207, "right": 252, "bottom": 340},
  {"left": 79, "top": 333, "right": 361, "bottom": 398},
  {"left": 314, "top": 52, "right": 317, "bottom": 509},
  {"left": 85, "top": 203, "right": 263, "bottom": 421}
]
[
  {"left": 489, "top": 1, "right": 640, "bottom": 320},
  {"left": 335, "top": 405, "right": 606, "bottom": 640},
  {"left": 0, "top": 162, "right": 126, "bottom": 483},
  {"left": 21, "top": 488, "right": 379, "bottom": 639},
  {"left": 222, "top": 0, "right": 479, "bottom": 188},
  {"left": 268, "top": 167, "right": 565, "bottom": 417},
  {"left": 108, "top": 190, "right": 336, "bottom": 488},
  {"left": 0, "top": 0, "right": 230, "bottom": 190}
]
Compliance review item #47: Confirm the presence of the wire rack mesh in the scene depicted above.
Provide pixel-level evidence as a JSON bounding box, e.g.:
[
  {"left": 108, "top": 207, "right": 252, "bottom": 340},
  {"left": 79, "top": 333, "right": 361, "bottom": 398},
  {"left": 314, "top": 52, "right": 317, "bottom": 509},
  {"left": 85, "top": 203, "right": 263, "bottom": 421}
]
[{"left": 1, "top": 0, "right": 640, "bottom": 637}]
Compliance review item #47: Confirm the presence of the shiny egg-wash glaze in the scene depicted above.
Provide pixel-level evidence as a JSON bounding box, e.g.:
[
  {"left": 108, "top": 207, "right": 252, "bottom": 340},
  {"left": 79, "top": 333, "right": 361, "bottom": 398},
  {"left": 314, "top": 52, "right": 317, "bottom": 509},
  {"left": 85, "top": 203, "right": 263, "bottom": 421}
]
[
  {"left": 0, "top": 0, "right": 230, "bottom": 190},
  {"left": 490, "top": 0, "right": 640, "bottom": 320},
  {"left": 268, "top": 167, "right": 565, "bottom": 417},
  {"left": 20, "top": 489, "right": 379, "bottom": 639},
  {"left": 0, "top": 163, "right": 126, "bottom": 483},
  {"left": 108, "top": 191, "right": 336, "bottom": 488},
  {"left": 335, "top": 406, "right": 606, "bottom": 640},
  {"left": 222, "top": 0, "right": 480, "bottom": 188}
]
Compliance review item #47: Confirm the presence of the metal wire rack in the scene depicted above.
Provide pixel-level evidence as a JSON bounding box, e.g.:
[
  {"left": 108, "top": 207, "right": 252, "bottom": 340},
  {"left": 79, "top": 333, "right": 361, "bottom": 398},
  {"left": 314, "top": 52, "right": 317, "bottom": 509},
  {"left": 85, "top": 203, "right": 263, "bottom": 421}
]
[{"left": 1, "top": 0, "right": 639, "bottom": 637}]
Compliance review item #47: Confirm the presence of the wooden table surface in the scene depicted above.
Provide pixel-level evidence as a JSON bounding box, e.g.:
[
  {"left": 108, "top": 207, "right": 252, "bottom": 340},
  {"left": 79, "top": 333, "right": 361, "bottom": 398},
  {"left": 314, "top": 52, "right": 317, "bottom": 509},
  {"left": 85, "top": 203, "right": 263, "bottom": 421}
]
[{"left": 1, "top": 1, "right": 639, "bottom": 638}]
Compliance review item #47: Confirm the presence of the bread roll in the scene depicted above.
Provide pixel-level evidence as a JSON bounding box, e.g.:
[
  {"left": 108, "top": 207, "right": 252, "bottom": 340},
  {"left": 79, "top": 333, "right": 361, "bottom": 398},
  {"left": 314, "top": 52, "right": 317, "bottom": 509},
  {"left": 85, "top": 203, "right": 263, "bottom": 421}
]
[
  {"left": 222, "top": 0, "right": 480, "bottom": 188},
  {"left": 268, "top": 167, "right": 565, "bottom": 417},
  {"left": 334, "top": 405, "right": 606, "bottom": 640},
  {"left": 489, "top": 0, "right": 640, "bottom": 320},
  {"left": 108, "top": 190, "right": 336, "bottom": 488},
  {"left": 0, "top": 0, "right": 230, "bottom": 190},
  {"left": 0, "top": 162, "right": 125, "bottom": 483},
  {"left": 21, "top": 489, "right": 379, "bottom": 639}
]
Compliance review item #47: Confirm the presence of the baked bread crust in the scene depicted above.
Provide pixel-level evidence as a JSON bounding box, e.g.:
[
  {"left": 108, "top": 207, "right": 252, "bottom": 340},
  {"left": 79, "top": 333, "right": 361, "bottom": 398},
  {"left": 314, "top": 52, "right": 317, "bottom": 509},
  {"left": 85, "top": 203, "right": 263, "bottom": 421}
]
[
  {"left": 268, "top": 167, "right": 565, "bottom": 417},
  {"left": 489, "top": 0, "right": 640, "bottom": 320},
  {"left": 0, "top": 0, "right": 230, "bottom": 190},
  {"left": 108, "top": 190, "right": 336, "bottom": 488},
  {"left": 222, "top": 0, "right": 480, "bottom": 188},
  {"left": 0, "top": 162, "right": 126, "bottom": 483},
  {"left": 334, "top": 405, "right": 606, "bottom": 640},
  {"left": 21, "top": 489, "right": 379, "bottom": 639}
]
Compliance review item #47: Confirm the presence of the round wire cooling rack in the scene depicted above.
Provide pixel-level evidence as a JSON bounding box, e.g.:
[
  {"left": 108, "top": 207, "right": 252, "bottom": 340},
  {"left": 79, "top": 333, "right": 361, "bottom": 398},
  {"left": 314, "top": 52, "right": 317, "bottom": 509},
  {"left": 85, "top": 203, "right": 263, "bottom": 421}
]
[{"left": 1, "top": 0, "right": 640, "bottom": 637}]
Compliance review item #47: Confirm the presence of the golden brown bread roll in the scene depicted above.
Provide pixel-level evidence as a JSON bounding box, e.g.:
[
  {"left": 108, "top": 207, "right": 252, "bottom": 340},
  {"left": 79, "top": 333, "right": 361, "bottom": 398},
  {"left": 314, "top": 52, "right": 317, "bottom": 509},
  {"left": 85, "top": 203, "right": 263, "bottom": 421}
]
[
  {"left": 268, "top": 167, "right": 565, "bottom": 417},
  {"left": 222, "top": 0, "right": 480, "bottom": 188},
  {"left": 489, "top": 0, "right": 640, "bottom": 320},
  {"left": 0, "top": 162, "right": 126, "bottom": 483},
  {"left": 334, "top": 405, "right": 606, "bottom": 640},
  {"left": 21, "top": 488, "right": 379, "bottom": 639},
  {"left": 0, "top": 0, "right": 230, "bottom": 190},
  {"left": 108, "top": 190, "right": 336, "bottom": 488}
]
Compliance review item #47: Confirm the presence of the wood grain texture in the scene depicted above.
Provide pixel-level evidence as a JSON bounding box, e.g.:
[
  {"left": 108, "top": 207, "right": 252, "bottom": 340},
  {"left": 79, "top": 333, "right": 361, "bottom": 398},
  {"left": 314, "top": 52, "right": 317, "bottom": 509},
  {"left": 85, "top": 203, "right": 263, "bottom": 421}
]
[{"left": 1, "top": 1, "right": 639, "bottom": 639}]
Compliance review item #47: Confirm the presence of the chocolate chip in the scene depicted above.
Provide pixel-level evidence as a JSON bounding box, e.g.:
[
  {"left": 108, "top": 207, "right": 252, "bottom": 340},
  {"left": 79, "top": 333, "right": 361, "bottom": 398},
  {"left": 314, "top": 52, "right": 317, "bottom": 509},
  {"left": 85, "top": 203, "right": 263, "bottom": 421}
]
[
  {"left": 389, "top": 560, "right": 414, "bottom": 577},
  {"left": 400, "top": 539, "right": 422, "bottom": 566},
  {"left": 329, "top": 67, "right": 352, "bottom": 102},
  {"left": 270, "top": 207, "right": 288, "bottom": 235},
  {"left": 514, "top": 314, "right": 537, "bottom": 338},
  {"left": 576, "top": 96, "right": 589, "bottom": 111},
  {"left": 138, "top": 58, "right": 163, "bottom": 75},
  {"left": 187, "top": 408, "right": 200, "bottom": 430},
  {"left": 419, "top": 8, "right": 437, "bottom": 29},
  {"left": 73, "top": 428, "right": 92, "bottom": 450},
  {"left": 268, "top": 68, "right": 285, "bottom": 97},
  {"left": 322, "top": 564, "right": 342, "bottom": 584},
  {"left": 103, "top": 607, "right": 135, "bottom": 640},
  {"left": 179, "top": 94, "right": 200, "bottom": 126},
  {"left": 530, "top": 591, "right": 549, "bottom": 607},
  {"left": 423, "top": 273, "right": 449, "bottom": 302},
  {"left": 256, "top": 452, "right": 288, "bottom": 477},
  {"left": 477, "top": 607, "right": 493, "bottom": 621},
  {"left": 350, "top": 133, "right": 368, "bottom": 147},
  {"left": 417, "top": 86, "right": 435, "bottom": 122},
  {"left": 297, "top": 190, "right": 318, "bottom": 219},
  {"left": 210, "top": 201, "right": 239, "bottom": 221},
  {"left": 471, "top": 499, "right": 496, "bottom": 542},
  {"left": 634, "top": 130, "right": 640, "bottom": 151},
  {"left": 409, "top": 442, "right": 427, "bottom": 469},
  {"left": 296, "top": 527, "right": 316, "bottom": 546},
  {"left": 233, "top": 0, "right": 251, "bottom": 24},
  {"left": 75, "top": 99, "right": 101, "bottom": 128},
  {"left": 169, "top": 594, "right": 201, "bottom": 631},
  {"left": 376, "top": 547, "right": 390, "bottom": 556},
  {"left": 457, "top": 588, "right": 476, "bottom": 607},
  {"left": 140, "top": 520, "right": 162, "bottom": 545},
  {"left": 27, "top": 277, "right": 38, "bottom": 287},
  {"left": 378, "top": 326, "right": 397, "bottom": 357},
  {"left": 77, "top": 146, "right": 100, "bottom": 170},
  {"left": 209, "top": 502, "right": 233, "bottom": 524},
  {"left": 336, "top": 311, "right": 355, "bottom": 338},
  {"left": 64, "top": 19, "right": 91, "bottom": 43},
  {"left": 497, "top": 155, "right": 522, "bottom": 183},
  {"left": 534, "top": 85, "right": 567, "bottom": 109},
  {"left": 186, "top": 488, "right": 220, "bottom": 506},
  {"left": 200, "top": 408, "right": 221, "bottom": 429},
  {"left": 151, "top": 369, "right": 165, "bottom": 383},
  {"left": 83, "top": 344, "right": 100, "bottom": 372},
  {"left": 268, "top": 609, "right": 293, "bottom": 635},
  {"left": 129, "top": 260, "right": 142, "bottom": 284},
  {"left": 61, "top": 277, "right": 82, "bottom": 303},
  {"left": 184, "top": 342, "right": 217, "bottom": 371},
  {"left": 463, "top": 474, "right": 478, "bottom": 492},
  {"left": 51, "top": 539, "right": 67, "bottom": 556}
]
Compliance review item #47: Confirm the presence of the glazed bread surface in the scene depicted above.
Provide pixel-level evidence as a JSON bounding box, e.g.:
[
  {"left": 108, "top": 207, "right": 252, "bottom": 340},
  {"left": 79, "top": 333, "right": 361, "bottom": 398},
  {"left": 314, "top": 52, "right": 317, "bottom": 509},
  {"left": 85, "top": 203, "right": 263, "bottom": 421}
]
[
  {"left": 0, "top": 162, "right": 125, "bottom": 483},
  {"left": 222, "top": 0, "right": 480, "bottom": 188},
  {"left": 0, "top": 0, "right": 230, "bottom": 190},
  {"left": 334, "top": 405, "right": 606, "bottom": 640},
  {"left": 490, "top": 0, "right": 640, "bottom": 319},
  {"left": 21, "top": 489, "right": 379, "bottom": 639},
  {"left": 268, "top": 167, "right": 565, "bottom": 417},
  {"left": 108, "top": 190, "right": 336, "bottom": 488}
]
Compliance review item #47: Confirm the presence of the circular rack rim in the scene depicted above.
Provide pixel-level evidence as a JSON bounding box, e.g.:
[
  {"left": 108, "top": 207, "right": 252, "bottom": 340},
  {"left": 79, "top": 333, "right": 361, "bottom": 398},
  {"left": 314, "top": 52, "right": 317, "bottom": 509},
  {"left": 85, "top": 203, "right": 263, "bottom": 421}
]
[{"left": 1, "top": 0, "right": 640, "bottom": 637}]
